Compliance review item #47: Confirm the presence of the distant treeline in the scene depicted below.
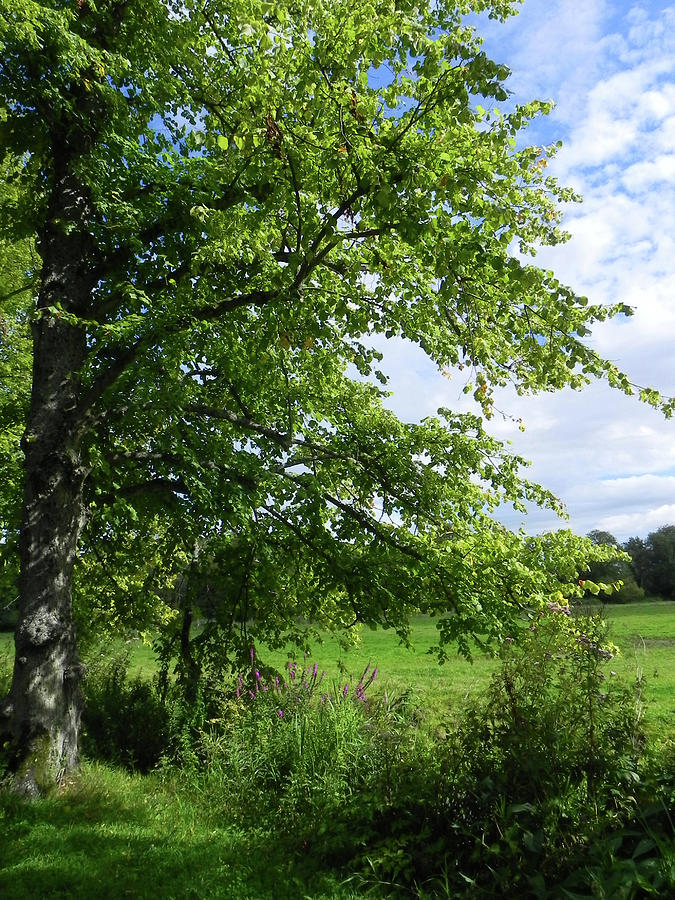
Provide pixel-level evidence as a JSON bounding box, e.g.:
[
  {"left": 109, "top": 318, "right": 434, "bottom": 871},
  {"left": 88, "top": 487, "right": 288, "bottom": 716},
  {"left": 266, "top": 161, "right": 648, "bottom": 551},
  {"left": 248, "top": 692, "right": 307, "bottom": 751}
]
[{"left": 584, "top": 525, "right": 675, "bottom": 602}]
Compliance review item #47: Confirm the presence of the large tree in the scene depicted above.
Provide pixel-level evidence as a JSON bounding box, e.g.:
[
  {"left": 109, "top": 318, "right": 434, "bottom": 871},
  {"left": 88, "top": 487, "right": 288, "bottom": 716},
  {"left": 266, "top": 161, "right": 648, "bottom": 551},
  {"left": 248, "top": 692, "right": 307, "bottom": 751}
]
[{"left": 0, "top": 0, "right": 662, "bottom": 793}]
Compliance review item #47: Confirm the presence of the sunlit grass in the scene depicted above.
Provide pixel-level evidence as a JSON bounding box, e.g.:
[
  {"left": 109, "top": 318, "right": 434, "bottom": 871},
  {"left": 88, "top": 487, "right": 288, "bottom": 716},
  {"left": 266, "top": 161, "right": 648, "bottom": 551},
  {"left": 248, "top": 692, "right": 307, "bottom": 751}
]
[
  {"left": 0, "top": 763, "right": 362, "bottom": 900},
  {"left": 1, "top": 600, "right": 674, "bottom": 729}
]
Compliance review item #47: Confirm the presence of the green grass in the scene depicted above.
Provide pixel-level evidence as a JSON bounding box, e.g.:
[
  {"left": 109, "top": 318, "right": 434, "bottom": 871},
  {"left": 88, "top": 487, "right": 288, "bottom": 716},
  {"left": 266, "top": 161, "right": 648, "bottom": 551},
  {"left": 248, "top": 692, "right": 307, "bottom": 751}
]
[
  {"left": 0, "top": 763, "right": 362, "bottom": 900},
  {"left": 588, "top": 601, "right": 675, "bottom": 731},
  {"left": 2, "top": 600, "right": 674, "bottom": 728},
  {"left": 264, "top": 603, "right": 675, "bottom": 730}
]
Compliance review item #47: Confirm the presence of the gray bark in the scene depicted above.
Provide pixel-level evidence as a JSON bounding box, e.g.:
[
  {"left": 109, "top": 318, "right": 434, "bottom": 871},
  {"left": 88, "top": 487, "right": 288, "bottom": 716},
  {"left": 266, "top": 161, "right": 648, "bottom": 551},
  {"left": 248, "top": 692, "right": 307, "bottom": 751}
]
[{"left": 1, "top": 163, "right": 94, "bottom": 794}]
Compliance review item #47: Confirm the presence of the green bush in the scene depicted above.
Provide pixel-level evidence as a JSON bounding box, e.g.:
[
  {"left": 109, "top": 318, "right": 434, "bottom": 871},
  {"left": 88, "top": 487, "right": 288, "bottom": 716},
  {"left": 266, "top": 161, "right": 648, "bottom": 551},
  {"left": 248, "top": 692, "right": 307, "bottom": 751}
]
[
  {"left": 167, "top": 661, "right": 388, "bottom": 827},
  {"left": 614, "top": 579, "right": 646, "bottom": 603},
  {"left": 335, "top": 612, "right": 648, "bottom": 897},
  {"left": 81, "top": 647, "right": 169, "bottom": 772}
]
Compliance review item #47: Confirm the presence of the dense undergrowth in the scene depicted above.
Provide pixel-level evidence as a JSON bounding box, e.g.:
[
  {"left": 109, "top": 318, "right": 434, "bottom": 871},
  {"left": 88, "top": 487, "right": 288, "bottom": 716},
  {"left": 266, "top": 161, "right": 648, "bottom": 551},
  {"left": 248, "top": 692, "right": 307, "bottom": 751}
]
[{"left": 2, "top": 612, "right": 675, "bottom": 898}]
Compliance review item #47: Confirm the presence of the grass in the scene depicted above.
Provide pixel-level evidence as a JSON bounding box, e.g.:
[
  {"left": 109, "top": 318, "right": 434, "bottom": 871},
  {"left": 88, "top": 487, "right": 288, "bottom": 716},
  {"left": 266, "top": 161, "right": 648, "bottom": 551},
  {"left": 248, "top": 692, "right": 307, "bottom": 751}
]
[
  {"left": 2, "top": 600, "right": 674, "bottom": 728},
  {"left": 587, "top": 601, "right": 675, "bottom": 731},
  {"left": 259, "top": 603, "right": 675, "bottom": 730},
  {"left": 1, "top": 601, "right": 674, "bottom": 898},
  {"left": 0, "top": 763, "right": 362, "bottom": 900}
]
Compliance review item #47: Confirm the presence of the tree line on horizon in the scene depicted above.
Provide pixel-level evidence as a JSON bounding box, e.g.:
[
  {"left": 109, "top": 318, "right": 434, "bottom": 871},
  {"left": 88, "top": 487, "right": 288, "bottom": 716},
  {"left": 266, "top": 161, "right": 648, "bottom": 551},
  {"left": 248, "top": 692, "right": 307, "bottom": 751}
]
[{"left": 584, "top": 525, "right": 675, "bottom": 602}]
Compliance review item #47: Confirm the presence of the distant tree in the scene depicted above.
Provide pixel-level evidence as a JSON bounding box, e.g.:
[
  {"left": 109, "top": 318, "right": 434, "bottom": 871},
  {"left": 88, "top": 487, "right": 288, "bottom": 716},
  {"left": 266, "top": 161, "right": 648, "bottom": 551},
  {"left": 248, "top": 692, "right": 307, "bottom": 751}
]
[
  {"left": 582, "top": 531, "right": 643, "bottom": 603},
  {"left": 623, "top": 536, "right": 651, "bottom": 592},
  {"left": 643, "top": 526, "right": 675, "bottom": 598}
]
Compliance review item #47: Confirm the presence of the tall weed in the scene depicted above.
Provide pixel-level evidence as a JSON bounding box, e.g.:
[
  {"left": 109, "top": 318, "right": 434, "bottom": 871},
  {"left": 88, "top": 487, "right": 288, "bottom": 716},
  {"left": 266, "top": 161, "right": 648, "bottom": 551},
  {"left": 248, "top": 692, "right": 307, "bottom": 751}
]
[{"left": 81, "top": 646, "right": 168, "bottom": 772}]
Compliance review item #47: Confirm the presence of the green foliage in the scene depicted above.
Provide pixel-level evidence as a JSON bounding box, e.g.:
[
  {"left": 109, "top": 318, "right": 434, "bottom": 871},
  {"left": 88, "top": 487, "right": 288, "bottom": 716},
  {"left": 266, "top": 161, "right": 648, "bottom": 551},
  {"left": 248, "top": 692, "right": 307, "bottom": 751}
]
[
  {"left": 614, "top": 579, "right": 647, "bottom": 604},
  {"left": 329, "top": 612, "right": 646, "bottom": 896},
  {"left": 456, "top": 612, "right": 643, "bottom": 795},
  {"left": 578, "top": 530, "right": 641, "bottom": 603},
  {"left": 0, "top": 0, "right": 663, "bottom": 686},
  {"left": 632, "top": 526, "right": 675, "bottom": 599},
  {"left": 4, "top": 623, "right": 675, "bottom": 898},
  {"left": 81, "top": 646, "right": 168, "bottom": 773},
  {"left": 0, "top": 150, "right": 34, "bottom": 629}
]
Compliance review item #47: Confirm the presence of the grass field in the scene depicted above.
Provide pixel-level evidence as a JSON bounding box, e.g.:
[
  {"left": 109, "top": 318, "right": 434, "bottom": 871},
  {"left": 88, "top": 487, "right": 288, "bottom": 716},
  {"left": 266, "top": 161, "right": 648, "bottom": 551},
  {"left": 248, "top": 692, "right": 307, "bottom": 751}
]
[
  {"left": 2, "top": 601, "right": 674, "bottom": 728},
  {"left": 1, "top": 602, "right": 674, "bottom": 899}
]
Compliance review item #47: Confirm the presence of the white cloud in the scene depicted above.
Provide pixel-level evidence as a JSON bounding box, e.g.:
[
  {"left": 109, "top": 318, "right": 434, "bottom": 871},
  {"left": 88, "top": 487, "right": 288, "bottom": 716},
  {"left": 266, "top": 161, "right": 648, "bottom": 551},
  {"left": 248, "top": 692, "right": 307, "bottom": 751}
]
[{"left": 384, "top": 1, "right": 675, "bottom": 539}]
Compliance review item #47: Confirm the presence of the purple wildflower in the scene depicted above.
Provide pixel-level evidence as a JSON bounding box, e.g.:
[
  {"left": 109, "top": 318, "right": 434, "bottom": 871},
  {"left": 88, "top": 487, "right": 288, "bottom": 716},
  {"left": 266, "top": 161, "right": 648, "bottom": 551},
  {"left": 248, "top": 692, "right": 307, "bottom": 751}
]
[
  {"left": 278, "top": 709, "right": 283, "bottom": 717},
  {"left": 313, "top": 662, "right": 318, "bottom": 677},
  {"left": 343, "top": 684, "right": 349, "bottom": 697}
]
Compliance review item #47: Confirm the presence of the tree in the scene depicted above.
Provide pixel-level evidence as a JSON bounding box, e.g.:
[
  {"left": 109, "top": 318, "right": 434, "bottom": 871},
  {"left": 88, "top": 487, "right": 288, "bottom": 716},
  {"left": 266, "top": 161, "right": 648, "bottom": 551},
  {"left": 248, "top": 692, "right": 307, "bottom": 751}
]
[
  {"left": 582, "top": 530, "right": 642, "bottom": 603},
  {"left": 0, "top": 0, "right": 663, "bottom": 793},
  {"left": 642, "top": 526, "right": 675, "bottom": 598},
  {"left": 623, "top": 536, "right": 650, "bottom": 591}
]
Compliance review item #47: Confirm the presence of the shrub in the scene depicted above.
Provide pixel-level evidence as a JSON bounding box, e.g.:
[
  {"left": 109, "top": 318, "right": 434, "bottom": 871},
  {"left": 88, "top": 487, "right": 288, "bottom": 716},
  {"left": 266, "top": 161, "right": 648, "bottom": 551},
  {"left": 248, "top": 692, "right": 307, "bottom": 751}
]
[
  {"left": 81, "top": 646, "right": 169, "bottom": 772},
  {"left": 336, "top": 612, "right": 647, "bottom": 897},
  {"left": 614, "top": 579, "right": 646, "bottom": 603},
  {"left": 168, "top": 659, "right": 387, "bottom": 828},
  {"left": 440, "top": 611, "right": 646, "bottom": 894}
]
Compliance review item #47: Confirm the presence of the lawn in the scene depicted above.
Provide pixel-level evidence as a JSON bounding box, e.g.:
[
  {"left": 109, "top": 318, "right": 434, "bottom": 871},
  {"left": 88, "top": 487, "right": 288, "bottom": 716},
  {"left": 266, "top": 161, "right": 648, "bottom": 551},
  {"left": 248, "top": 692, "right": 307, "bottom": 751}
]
[
  {"left": 1, "top": 601, "right": 674, "bottom": 899},
  {"left": 0, "top": 763, "right": 362, "bottom": 900},
  {"left": 2, "top": 601, "right": 674, "bottom": 729}
]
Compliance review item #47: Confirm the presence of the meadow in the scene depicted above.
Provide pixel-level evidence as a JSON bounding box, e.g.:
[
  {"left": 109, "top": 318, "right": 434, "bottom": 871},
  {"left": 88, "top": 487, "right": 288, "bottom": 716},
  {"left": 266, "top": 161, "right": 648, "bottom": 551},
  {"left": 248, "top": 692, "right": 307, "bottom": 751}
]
[{"left": 1, "top": 602, "right": 674, "bottom": 898}]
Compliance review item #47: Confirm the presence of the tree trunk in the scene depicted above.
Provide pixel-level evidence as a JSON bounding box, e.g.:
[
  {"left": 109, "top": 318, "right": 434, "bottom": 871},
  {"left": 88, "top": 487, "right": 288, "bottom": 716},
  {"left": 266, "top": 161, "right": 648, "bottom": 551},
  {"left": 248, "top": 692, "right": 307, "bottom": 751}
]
[
  {"left": 0, "top": 165, "right": 93, "bottom": 795},
  {"left": 2, "top": 430, "right": 87, "bottom": 796}
]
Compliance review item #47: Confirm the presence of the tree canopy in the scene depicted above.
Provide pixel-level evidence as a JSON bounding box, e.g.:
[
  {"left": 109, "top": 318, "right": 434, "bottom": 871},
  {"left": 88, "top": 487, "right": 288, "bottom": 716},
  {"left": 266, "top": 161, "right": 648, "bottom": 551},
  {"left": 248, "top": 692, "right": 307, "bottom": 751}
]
[{"left": 0, "top": 0, "right": 661, "bottom": 790}]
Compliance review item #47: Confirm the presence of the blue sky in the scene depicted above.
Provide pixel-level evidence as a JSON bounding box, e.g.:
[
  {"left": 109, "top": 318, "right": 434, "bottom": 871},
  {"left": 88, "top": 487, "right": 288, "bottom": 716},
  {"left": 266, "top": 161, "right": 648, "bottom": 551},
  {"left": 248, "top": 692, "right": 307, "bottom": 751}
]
[{"left": 381, "top": 0, "right": 675, "bottom": 541}]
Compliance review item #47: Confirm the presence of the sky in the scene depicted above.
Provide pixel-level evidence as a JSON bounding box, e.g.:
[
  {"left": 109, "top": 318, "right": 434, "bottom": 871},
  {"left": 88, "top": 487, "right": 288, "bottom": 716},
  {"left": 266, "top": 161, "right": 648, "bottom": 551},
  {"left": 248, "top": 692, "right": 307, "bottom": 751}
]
[{"left": 379, "top": 0, "right": 675, "bottom": 542}]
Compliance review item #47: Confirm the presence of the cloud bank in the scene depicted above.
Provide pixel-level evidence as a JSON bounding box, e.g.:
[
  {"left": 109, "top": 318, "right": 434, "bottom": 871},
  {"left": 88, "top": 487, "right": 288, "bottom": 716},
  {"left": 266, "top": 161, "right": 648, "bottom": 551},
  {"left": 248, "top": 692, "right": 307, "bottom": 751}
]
[{"left": 382, "top": 0, "right": 675, "bottom": 541}]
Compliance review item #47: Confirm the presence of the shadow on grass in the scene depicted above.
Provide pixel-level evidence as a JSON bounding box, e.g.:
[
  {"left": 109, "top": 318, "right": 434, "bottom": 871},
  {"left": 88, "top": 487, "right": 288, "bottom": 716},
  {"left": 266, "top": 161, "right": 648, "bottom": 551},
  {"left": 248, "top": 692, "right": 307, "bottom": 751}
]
[{"left": 0, "top": 764, "right": 357, "bottom": 900}]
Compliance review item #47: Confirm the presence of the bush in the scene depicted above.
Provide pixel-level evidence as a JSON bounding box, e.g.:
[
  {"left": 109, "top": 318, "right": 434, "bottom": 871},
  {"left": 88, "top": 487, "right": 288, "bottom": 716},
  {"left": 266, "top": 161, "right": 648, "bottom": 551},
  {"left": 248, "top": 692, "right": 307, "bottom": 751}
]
[
  {"left": 436, "top": 611, "right": 646, "bottom": 895},
  {"left": 81, "top": 646, "right": 169, "bottom": 772},
  {"left": 335, "top": 612, "right": 647, "bottom": 897},
  {"left": 167, "top": 660, "right": 388, "bottom": 827},
  {"left": 614, "top": 579, "right": 646, "bottom": 603}
]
